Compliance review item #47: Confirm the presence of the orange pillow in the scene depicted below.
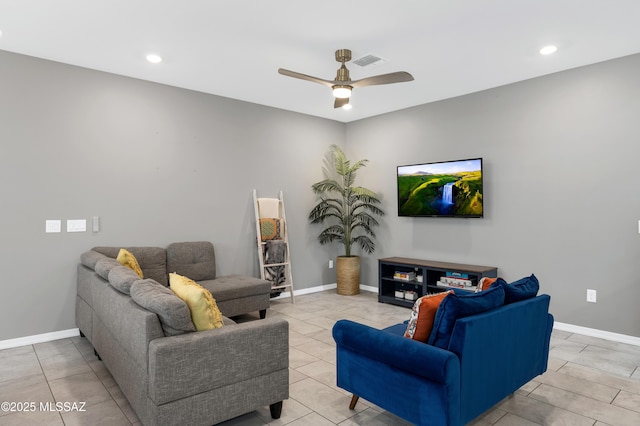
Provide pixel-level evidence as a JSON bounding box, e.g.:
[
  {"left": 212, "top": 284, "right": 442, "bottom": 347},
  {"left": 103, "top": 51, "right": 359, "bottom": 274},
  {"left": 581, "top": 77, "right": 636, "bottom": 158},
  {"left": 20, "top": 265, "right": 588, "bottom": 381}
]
[
  {"left": 404, "top": 291, "right": 453, "bottom": 342},
  {"left": 478, "top": 277, "right": 498, "bottom": 291}
]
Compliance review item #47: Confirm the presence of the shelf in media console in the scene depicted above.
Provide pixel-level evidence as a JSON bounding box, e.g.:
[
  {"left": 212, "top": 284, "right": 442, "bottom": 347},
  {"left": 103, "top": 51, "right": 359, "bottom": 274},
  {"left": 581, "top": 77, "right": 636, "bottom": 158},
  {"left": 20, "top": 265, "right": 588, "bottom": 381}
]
[{"left": 383, "top": 277, "right": 420, "bottom": 285}]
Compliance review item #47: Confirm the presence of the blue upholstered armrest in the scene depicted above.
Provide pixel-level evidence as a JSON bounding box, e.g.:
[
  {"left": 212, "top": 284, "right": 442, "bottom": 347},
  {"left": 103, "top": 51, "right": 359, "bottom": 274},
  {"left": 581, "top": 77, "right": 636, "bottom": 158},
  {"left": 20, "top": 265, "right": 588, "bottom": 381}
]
[{"left": 332, "top": 319, "right": 459, "bottom": 383}]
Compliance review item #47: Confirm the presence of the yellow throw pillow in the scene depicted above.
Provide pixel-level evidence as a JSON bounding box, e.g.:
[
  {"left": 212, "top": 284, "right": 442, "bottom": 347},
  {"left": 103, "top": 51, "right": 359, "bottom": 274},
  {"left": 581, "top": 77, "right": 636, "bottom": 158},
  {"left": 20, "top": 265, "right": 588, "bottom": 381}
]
[
  {"left": 116, "top": 249, "right": 143, "bottom": 279},
  {"left": 169, "top": 273, "right": 224, "bottom": 331}
]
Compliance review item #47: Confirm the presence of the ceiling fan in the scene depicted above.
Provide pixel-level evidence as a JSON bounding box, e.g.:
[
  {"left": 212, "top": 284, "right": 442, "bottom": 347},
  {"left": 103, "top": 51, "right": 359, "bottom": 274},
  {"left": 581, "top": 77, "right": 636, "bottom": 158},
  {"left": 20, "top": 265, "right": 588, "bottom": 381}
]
[{"left": 278, "top": 49, "right": 414, "bottom": 109}]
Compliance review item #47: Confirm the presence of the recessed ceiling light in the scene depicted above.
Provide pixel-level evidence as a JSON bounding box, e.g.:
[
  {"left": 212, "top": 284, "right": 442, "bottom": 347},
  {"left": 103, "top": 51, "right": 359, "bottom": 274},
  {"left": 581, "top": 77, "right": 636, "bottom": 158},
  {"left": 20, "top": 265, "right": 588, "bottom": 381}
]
[
  {"left": 342, "top": 103, "right": 352, "bottom": 110},
  {"left": 539, "top": 45, "right": 558, "bottom": 55},
  {"left": 146, "top": 54, "right": 163, "bottom": 64}
]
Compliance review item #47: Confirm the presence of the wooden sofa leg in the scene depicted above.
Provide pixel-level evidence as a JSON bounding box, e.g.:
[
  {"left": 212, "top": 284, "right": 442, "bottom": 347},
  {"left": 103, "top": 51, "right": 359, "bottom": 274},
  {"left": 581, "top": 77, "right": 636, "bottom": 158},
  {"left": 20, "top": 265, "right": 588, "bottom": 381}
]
[
  {"left": 259, "top": 309, "right": 267, "bottom": 319},
  {"left": 349, "top": 395, "right": 359, "bottom": 410},
  {"left": 269, "top": 401, "right": 283, "bottom": 419}
]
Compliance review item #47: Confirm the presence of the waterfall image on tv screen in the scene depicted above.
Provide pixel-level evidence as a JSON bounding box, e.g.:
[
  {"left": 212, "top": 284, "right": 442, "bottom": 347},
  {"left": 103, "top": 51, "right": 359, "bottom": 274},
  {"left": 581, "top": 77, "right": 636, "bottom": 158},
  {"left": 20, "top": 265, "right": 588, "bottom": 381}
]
[{"left": 397, "top": 158, "right": 483, "bottom": 217}]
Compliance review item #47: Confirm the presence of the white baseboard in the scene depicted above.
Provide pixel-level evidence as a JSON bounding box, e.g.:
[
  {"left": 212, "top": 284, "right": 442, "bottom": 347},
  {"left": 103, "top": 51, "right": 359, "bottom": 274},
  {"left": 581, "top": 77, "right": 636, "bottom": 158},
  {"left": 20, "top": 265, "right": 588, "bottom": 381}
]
[
  {"left": 0, "top": 328, "right": 80, "bottom": 350},
  {"left": 270, "top": 283, "right": 378, "bottom": 301},
  {"left": 4, "top": 291, "right": 639, "bottom": 350},
  {"left": 361, "top": 284, "right": 378, "bottom": 293},
  {"left": 270, "top": 283, "right": 337, "bottom": 300},
  {"left": 553, "top": 321, "right": 640, "bottom": 347}
]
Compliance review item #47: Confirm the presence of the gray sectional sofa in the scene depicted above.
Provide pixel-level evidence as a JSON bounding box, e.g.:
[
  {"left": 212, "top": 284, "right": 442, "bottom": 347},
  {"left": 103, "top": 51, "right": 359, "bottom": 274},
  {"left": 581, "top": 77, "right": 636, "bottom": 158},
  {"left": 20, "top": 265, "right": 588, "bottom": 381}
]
[{"left": 75, "top": 241, "right": 289, "bottom": 426}]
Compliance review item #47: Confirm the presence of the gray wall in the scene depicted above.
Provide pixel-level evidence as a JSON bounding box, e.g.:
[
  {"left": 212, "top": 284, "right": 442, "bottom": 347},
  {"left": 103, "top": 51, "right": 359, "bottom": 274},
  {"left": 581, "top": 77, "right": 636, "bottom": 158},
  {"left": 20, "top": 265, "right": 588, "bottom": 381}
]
[
  {"left": 0, "top": 50, "right": 343, "bottom": 341},
  {"left": 1, "top": 49, "right": 639, "bottom": 341},
  {"left": 346, "top": 53, "right": 640, "bottom": 337}
]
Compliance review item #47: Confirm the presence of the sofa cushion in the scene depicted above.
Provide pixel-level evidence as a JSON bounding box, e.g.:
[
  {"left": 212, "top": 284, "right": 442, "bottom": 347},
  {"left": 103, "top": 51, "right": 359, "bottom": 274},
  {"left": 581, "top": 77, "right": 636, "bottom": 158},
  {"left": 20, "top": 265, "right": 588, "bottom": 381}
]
[
  {"left": 130, "top": 279, "right": 196, "bottom": 336},
  {"left": 92, "top": 276, "right": 165, "bottom": 370},
  {"left": 404, "top": 291, "right": 452, "bottom": 342},
  {"left": 491, "top": 274, "right": 539, "bottom": 304},
  {"left": 169, "top": 273, "right": 224, "bottom": 331},
  {"left": 199, "top": 275, "right": 271, "bottom": 302},
  {"left": 166, "top": 241, "right": 216, "bottom": 281},
  {"left": 428, "top": 285, "right": 505, "bottom": 349},
  {"left": 117, "top": 249, "right": 144, "bottom": 278},
  {"left": 94, "top": 258, "right": 122, "bottom": 280},
  {"left": 93, "top": 247, "right": 169, "bottom": 285},
  {"left": 80, "top": 250, "right": 108, "bottom": 269},
  {"left": 108, "top": 266, "right": 141, "bottom": 295}
]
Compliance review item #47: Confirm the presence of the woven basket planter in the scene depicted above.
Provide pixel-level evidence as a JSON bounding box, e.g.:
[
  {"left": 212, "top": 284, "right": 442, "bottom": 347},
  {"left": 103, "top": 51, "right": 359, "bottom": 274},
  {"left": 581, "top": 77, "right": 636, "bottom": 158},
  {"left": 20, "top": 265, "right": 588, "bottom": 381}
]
[{"left": 336, "top": 256, "right": 360, "bottom": 295}]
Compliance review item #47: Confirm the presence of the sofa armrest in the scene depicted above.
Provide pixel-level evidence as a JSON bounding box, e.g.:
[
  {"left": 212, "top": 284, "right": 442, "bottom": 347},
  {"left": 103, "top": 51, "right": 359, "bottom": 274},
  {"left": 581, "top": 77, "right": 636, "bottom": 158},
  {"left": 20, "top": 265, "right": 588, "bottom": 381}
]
[
  {"left": 448, "top": 294, "right": 553, "bottom": 424},
  {"left": 148, "top": 317, "right": 288, "bottom": 405},
  {"left": 332, "top": 319, "right": 459, "bottom": 383}
]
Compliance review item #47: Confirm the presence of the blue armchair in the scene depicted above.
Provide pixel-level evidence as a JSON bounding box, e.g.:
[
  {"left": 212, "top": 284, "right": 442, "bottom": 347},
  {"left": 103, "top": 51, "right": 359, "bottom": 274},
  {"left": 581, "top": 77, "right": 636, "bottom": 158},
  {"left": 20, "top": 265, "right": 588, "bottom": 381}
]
[{"left": 333, "top": 294, "right": 553, "bottom": 425}]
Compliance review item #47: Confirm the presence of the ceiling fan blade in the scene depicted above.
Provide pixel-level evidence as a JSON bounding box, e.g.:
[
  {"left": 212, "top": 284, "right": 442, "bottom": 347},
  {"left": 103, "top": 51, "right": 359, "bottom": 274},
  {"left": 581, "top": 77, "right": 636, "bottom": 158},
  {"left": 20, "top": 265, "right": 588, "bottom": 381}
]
[
  {"left": 334, "top": 97, "right": 349, "bottom": 109},
  {"left": 278, "top": 68, "right": 334, "bottom": 88},
  {"left": 351, "top": 71, "right": 414, "bottom": 88}
]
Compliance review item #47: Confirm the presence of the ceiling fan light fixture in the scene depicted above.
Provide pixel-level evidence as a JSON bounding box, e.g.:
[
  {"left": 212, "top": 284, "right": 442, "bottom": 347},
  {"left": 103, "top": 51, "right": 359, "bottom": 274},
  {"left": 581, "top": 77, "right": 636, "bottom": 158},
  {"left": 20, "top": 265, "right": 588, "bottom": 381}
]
[
  {"left": 279, "top": 49, "right": 413, "bottom": 109},
  {"left": 539, "top": 45, "right": 557, "bottom": 55},
  {"left": 146, "top": 54, "right": 163, "bottom": 64},
  {"left": 332, "top": 85, "right": 352, "bottom": 98}
]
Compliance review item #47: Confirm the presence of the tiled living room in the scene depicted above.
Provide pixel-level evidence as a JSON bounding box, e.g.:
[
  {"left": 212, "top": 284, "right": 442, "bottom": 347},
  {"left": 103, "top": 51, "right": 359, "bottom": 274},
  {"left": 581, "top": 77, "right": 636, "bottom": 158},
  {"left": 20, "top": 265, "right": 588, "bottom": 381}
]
[
  {"left": 2, "top": 2, "right": 640, "bottom": 426},
  {"left": 1, "top": 291, "right": 640, "bottom": 425}
]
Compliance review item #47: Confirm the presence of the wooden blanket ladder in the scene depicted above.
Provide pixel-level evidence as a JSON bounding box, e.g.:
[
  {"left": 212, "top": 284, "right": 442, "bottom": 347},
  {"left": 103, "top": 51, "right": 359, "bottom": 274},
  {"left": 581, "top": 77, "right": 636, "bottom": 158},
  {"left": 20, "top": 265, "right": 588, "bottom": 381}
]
[{"left": 253, "top": 189, "right": 295, "bottom": 303}]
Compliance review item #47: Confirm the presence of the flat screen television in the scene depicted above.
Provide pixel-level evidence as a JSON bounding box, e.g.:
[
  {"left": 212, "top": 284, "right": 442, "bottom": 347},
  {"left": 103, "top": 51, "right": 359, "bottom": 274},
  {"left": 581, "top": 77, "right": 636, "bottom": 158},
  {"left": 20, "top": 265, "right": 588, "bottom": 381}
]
[{"left": 397, "top": 158, "right": 483, "bottom": 218}]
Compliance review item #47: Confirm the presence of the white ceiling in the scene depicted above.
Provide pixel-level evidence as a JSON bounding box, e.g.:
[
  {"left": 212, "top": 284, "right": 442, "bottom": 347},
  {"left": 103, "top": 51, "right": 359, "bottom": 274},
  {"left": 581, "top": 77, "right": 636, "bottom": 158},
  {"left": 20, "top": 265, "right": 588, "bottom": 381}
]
[{"left": 1, "top": 0, "right": 639, "bottom": 123}]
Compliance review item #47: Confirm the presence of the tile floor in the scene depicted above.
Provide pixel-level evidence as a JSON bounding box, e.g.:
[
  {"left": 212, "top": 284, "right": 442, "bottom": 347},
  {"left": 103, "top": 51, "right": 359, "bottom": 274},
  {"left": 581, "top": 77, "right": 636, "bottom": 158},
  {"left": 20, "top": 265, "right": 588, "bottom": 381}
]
[{"left": 1, "top": 290, "right": 640, "bottom": 425}]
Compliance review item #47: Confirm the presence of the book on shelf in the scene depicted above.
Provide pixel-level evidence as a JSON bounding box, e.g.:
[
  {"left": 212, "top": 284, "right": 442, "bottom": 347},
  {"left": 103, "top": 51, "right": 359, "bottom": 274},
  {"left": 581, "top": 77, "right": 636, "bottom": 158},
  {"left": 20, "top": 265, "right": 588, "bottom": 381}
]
[
  {"left": 436, "top": 281, "right": 477, "bottom": 291},
  {"left": 445, "top": 271, "right": 469, "bottom": 279},
  {"left": 436, "top": 274, "right": 477, "bottom": 291},
  {"left": 439, "top": 275, "right": 477, "bottom": 287},
  {"left": 393, "top": 271, "right": 416, "bottom": 281}
]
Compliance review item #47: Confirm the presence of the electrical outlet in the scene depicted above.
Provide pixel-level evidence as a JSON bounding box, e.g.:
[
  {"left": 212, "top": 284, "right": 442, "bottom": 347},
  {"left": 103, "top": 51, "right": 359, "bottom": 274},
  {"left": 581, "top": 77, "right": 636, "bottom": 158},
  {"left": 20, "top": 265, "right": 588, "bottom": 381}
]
[
  {"left": 586, "top": 289, "right": 597, "bottom": 303},
  {"left": 329, "top": 260, "right": 334, "bottom": 269}
]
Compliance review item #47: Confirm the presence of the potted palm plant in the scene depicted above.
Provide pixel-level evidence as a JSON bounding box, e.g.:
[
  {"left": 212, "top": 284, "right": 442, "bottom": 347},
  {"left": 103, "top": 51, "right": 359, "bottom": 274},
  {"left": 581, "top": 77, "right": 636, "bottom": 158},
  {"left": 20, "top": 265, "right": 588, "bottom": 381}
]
[{"left": 309, "top": 144, "right": 385, "bottom": 295}]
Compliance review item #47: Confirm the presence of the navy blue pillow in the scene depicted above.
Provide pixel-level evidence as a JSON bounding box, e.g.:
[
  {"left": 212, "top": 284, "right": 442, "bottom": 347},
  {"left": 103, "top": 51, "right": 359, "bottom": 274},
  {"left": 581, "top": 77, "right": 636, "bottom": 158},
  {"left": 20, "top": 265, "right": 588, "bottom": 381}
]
[
  {"left": 428, "top": 285, "right": 505, "bottom": 349},
  {"left": 491, "top": 274, "right": 539, "bottom": 304}
]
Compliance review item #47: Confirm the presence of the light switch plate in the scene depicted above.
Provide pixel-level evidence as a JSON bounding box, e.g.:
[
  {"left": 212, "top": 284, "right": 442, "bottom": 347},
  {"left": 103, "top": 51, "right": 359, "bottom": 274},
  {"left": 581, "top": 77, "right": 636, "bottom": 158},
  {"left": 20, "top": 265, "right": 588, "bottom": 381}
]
[
  {"left": 67, "top": 219, "right": 87, "bottom": 233},
  {"left": 45, "top": 220, "right": 61, "bottom": 233}
]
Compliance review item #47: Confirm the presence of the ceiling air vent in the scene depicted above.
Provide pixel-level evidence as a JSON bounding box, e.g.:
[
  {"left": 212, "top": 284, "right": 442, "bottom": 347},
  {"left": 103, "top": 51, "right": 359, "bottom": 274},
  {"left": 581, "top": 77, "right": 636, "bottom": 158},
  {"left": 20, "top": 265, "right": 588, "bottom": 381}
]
[{"left": 352, "top": 54, "right": 386, "bottom": 68}]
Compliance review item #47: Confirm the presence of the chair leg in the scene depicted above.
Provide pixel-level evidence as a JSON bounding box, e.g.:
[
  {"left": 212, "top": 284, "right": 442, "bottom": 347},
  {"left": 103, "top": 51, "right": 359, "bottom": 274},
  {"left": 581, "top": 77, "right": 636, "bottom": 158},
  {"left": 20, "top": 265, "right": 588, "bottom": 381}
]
[{"left": 349, "top": 395, "right": 359, "bottom": 410}]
